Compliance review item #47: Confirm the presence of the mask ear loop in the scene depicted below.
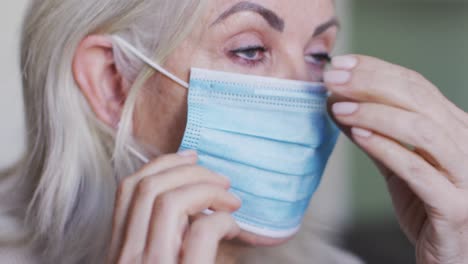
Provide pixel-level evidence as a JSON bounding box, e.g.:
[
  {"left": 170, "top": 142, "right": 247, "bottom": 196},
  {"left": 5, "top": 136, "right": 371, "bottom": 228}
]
[
  {"left": 127, "top": 145, "right": 150, "bottom": 164},
  {"left": 115, "top": 121, "right": 150, "bottom": 164},
  {"left": 112, "top": 36, "right": 190, "bottom": 164},
  {"left": 112, "top": 36, "right": 189, "bottom": 89}
]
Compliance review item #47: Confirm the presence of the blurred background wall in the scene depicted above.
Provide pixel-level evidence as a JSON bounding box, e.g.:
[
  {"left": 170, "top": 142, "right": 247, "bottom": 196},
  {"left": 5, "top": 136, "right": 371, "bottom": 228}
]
[
  {"left": 342, "top": 1, "right": 468, "bottom": 263},
  {"left": 0, "top": 1, "right": 27, "bottom": 167},
  {"left": 1, "top": 1, "right": 467, "bottom": 263}
]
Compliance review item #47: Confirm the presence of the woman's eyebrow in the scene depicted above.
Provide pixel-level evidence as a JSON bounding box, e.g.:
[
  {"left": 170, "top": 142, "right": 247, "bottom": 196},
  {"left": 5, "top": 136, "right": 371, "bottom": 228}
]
[
  {"left": 313, "top": 17, "right": 340, "bottom": 37},
  {"left": 211, "top": 1, "right": 285, "bottom": 32}
]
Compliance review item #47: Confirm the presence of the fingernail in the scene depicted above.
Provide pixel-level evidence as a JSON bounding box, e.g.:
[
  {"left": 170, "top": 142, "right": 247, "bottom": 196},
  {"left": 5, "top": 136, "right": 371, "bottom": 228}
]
[
  {"left": 177, "top": 149, "right": 198, "bottom": 157},
  {"left": 214, "top": 172, "right": 231, "bottom": 187},
  {"left": 352, "top": 127, "right": 373, "bottom": 138},
  {"left": 232, "top": 193, "right": 242, "bottom": 203},
  {"left": 332, "top": 55, "right": 358, "bottom": 70},
  {"left": 332, "top": 102, "right": 359, "bottom": 115},
  {"left": 203, "top": 209, "right": 214, "bottom": 215},
  {"left": 324, "top": 70, "right": 351, "bottom": 84}
]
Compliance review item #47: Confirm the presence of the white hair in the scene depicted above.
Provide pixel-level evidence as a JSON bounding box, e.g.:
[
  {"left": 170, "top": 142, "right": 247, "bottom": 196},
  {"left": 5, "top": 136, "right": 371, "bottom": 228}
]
[{"left": 0, "top": 0, "right": 207, "bottom": 263}]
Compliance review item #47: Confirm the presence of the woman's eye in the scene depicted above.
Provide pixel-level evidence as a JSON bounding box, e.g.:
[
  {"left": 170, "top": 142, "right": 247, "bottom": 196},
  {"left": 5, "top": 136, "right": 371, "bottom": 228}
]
[
  {"left": 305, "top": 53, "right": 331, "bottom": 68},
  {"left": 231, "top": 46, "right": 267, "bottom": 61}
]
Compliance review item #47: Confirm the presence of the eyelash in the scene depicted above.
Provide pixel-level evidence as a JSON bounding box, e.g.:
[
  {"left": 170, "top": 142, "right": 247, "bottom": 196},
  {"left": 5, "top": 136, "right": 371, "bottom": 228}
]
[
  {"left": 229, "top": 46, "right": 331, "bottom": 68},
  {"left": 229, "top": 45, "right": 268, "bottom": 67},
  {"left": 305, "top": 53, "right": 331, "bottom": 68}
]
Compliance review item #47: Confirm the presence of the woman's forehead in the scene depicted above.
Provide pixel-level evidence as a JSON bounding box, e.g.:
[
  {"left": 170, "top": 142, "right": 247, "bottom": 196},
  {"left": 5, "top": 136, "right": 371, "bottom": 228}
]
[{"left": 205, "top": 0, "right": 336, "bottom": 29}]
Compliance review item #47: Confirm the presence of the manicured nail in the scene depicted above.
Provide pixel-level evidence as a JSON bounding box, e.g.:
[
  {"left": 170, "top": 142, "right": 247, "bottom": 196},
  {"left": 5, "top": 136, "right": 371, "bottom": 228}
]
[
  {"left": 232, "top": 193, "right": 242, "bottom": 203},
  {"left": 352, "top": 127, "right": 373, "bottom": 138},
  {"left": 332, "top": 102, "right": 359, "bottom": 115},
  {"left": 203, "top": 209, "right": 214, "bottom": 215},
  {"left": 332, "top": 55, "right": 358, "bottom": 70},
  {"left": 177, "top": 149, "right": 198, "bottom": 157},
  {"left": 324, "top": 70, "right": 351, "bottom": 84}
]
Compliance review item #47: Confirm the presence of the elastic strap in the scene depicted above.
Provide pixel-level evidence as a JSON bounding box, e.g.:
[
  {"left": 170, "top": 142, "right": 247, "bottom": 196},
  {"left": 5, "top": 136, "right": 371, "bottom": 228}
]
[
  {"left": 126, "top": 145, "right": 150, "bottom": 164},
  {"left": 113, "top": 36, "right": 189, "bottom": 89}
]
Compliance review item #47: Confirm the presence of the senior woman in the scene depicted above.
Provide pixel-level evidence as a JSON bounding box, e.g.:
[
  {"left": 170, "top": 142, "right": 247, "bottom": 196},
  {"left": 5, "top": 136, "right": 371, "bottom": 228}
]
[{"left": 0, "top": 0, "right": 467, "bottom": 263}]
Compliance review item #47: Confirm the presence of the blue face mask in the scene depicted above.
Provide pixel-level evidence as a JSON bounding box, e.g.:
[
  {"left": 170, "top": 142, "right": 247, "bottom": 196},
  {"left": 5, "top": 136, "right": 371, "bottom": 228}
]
[{"left": 114, "top": 36, "right": 340, "bottom": 238}]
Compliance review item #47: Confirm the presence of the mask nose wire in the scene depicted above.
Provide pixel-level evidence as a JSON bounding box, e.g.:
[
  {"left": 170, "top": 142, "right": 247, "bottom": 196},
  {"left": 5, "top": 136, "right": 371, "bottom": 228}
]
[{"left": 112, "top": 35, "right": 190, "bottom": 89}]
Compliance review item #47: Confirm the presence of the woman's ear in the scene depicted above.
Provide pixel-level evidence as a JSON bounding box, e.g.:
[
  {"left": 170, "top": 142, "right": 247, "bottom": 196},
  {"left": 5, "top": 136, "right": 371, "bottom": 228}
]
[{"left": 72, "top": 35, "right": 127, "bottom": 128}]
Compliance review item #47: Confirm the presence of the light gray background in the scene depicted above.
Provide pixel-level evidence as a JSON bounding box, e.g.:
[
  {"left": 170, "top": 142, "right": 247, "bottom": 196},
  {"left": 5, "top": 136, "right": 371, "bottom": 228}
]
[{"left": 0, "top": 1, "right": 28, "bottom": 167}]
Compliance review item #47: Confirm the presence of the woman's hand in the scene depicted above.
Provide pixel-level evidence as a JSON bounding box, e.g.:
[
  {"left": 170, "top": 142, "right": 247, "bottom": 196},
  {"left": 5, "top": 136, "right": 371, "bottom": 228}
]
[
  {"left": 325, "top": 55, "right": 468, "bottom": 264},
  {"left": 107, "top": 151, "right": 241, "bottom": 264}
]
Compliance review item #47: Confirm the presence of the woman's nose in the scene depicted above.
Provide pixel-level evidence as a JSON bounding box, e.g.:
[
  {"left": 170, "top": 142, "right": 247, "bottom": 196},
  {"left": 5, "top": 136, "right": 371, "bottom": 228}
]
[{"left": 273, "top": 49, "right": 318, "bottom": 83}]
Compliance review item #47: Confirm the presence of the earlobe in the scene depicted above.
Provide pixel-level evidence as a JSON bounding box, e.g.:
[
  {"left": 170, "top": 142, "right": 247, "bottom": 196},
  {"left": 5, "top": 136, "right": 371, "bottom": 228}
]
[{"left": 72, "top": 35, "right": 127, "bottom": 128}]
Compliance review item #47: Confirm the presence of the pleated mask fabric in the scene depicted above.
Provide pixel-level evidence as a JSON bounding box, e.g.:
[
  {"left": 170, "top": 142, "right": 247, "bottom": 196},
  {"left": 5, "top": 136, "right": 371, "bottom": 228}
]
[{"left": 114, "top": 36, "right": 340, "bottom": 238}]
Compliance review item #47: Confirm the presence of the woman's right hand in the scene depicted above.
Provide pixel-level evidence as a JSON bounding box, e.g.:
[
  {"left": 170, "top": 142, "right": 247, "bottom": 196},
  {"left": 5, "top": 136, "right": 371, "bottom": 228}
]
[{"left": 107, "top": 150, "right": 241, "bottom": 264}]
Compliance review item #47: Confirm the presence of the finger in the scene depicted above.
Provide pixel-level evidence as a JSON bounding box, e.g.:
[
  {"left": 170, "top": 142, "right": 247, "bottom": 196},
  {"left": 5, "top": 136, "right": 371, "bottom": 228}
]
[
  {"left": 136, "top": 150, "right": 199, "bottom": 178},
  {"left": 109, "top": 151, "right": 198, "bottom": 263},
  {"left": 350, "top": 127, "right": 456, "bottom": 211},
  {"left": 356, "top": 132, "right": 468, "bottom": 242},
  {"left": 117, "top": 166, "right": 231, "bottom": 263},
  {"left": 331, "top": 102, "right": 466, "bottom": 184},
  {"left": 327, "top": 93, "right": 356, "bottom": 134},
  {"left": 446, "top": 99, "right": 468, "bottom": 128},
  {"left": 325, "top": 55, "right": 454, "bottom": 128},
  {"left": 368, "top": 155, "right": 426, "bottom": 244},
  {"left": 181, "top": 212, "right": 240, "bottom": 264},
  {"left": 143, "top": 183, "right": 241, "bottom": 263}
]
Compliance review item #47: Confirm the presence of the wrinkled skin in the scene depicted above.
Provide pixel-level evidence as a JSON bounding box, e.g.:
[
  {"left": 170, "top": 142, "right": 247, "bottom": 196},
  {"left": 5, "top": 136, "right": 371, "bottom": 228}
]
[{"left": 327, "top": 55, "right": 468, "bottom": 264}]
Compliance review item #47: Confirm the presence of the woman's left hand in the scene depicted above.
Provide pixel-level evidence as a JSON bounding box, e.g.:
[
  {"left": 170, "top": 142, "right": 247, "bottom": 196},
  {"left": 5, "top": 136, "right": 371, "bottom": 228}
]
[{"left": 325, "top": 55, "right": 468, "bottom": 264}]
